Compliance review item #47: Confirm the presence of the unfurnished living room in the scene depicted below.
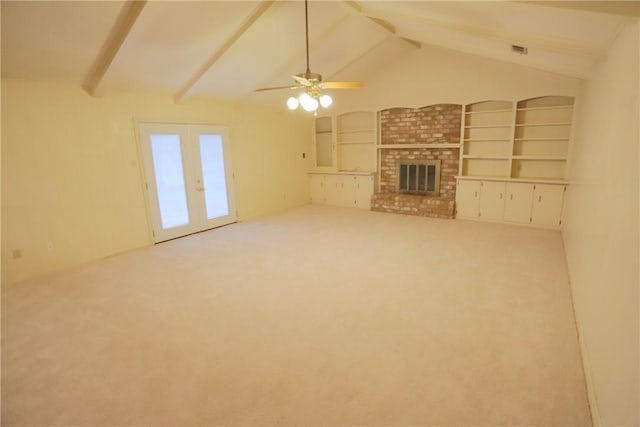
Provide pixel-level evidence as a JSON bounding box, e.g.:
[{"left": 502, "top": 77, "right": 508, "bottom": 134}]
[{"left": 1, "top": 1, "right": 638, "bottom": 426}]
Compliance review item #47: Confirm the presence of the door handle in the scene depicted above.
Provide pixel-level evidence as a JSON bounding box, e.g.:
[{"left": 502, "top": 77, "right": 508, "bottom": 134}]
[{"left": 196, "top": 186, "right": 205, "bottom": 192}]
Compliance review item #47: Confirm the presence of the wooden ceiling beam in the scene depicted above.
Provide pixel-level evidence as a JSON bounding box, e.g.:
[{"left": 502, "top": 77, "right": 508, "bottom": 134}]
[
  {"left": 174, "top": 0, "right": 275, "bottom": 103},
  {"left": 82, "top": 0, "right": 146, "bottom": 97}
]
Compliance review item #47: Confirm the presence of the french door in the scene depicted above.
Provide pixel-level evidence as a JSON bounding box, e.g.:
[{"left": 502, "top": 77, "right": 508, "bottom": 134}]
[{"left": 138, "top": 123, "right": 236, "bottom": 243}]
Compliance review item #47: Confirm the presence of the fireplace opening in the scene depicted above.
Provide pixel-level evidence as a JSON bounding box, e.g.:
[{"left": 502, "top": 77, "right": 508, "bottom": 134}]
[{"left": 397, "top": 160, "right": 441, "bottom": 196}]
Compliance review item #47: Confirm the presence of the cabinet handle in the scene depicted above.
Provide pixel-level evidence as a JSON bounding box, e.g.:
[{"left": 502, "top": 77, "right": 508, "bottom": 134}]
[
  {"left": 510, "top": 193, "right": 513, "bottom": 200},
  {"left": 474, "top": 191, "right": 478, "bottom": 198},
  {"left": 538, "top": 195, "right": 542, "bottom": 202},
  {"left": 500, "top": 193, "right": 503, "bottom": 199}
]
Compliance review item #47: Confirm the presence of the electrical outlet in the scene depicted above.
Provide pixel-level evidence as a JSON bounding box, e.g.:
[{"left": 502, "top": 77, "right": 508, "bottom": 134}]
[{"left": 12, "top": 249, "right": 22, "bottom": 260}]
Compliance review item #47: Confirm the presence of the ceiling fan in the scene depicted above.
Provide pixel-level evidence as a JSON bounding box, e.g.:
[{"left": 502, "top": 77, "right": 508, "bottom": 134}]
[{"left": 255, "top": 0, "right": 364, "bottom": 112}]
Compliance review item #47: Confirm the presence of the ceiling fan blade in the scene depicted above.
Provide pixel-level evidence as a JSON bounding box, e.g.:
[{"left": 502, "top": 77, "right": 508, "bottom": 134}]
[
  {"left": 291, "top": 75, "right": 313, "bottom": 86},
  {"left": 255, "top": 85, "right": 300, "bottom": 92},
  {"left": 321, "top": 81, "right": 364, "bottom": 89}
]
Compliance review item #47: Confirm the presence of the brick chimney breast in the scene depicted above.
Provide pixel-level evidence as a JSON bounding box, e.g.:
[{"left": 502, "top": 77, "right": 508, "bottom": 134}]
[{"left": 372, "top": 104, "right": 462, "bottom": 219}]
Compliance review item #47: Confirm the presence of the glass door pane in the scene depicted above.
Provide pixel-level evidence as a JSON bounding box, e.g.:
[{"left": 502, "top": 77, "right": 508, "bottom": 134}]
[
  {"left": 199, "top": 135, "right": 229, "bottom": 219},
  {"left": 149, "top": 134, "right": 190, "bottom": 229}
]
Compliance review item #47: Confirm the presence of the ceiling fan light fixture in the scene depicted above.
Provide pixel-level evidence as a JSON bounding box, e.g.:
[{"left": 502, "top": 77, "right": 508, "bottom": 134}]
[
  {"left": 256, "top": 0, "right": 362, "bottom": 112},
  {"left": 299, "top": 92, "right": 319, "bottom": 112},
  {"left": 320, "top": 94, "right": 332, "bottom": 108},
  {"left": 287, "top": 96, "right": 299, "bottom": 110}
]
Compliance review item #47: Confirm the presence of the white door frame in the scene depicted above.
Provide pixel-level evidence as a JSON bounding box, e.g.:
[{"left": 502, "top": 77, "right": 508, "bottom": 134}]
[{"left": 138, "top": 122, "right": 237, "bottom": 243}]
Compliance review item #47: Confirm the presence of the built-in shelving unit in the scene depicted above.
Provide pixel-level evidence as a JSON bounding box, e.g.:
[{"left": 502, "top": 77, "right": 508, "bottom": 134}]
[
  {"left": 456, "top": 96, "right": 575, "bottom": 228},
  {"left": 336, "top": 111, "right": 377, "bottom": 172},
  {"left": 312, "top": 111, "right": 377, "bottom": 172},
  {"left": 311, "top": 111, "right": 377, "bottom": 209},
  {"left": 458, "top": 96, "right": 574, "bottom": 182},
  {"left": 461, "top": 100, "right": 514, "bottom": 179},
  {"left": 512, "top": 96, "right": 573, "bottom": 181}
]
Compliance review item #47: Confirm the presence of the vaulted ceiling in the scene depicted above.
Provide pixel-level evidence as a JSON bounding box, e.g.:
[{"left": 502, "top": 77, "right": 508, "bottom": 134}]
[{"left": 2, "top": 1, "right": 638, "bottom": 107}]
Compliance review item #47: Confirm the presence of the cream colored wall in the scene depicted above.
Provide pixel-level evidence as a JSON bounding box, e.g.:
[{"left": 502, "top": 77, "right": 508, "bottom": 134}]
[
  {"left": 332, "top": 44, "right": 581, "bottom": 114},
  {"left": 562, "top": 22, "right": 639, "bottom": 426},
  {"left": 1, "top": 79, "right": 312, "bottom": 284}
]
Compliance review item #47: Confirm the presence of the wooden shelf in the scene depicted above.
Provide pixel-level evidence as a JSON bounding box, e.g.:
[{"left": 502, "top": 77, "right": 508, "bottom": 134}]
[
  {"left": 463, "top": 155, "right": 509, "bottom": 160},
  {"left": 465, "top": 108, "right": 513, "bottom": 115},
  {"left": 339, "top": 141, "right": 375, "bottom": 145},
  {"left": 377, "top": 143, "right": 461, "bottom": 149},
  {"left": 464, "top": 124, "right": 512, "bottom": 129},
  {"left": 512, "top": 155, "right": 567, "bottom": 161},
  {"left": 455, "top": 175, "right": 568, "bottom": 185},
  {"left": 514, "top": 137, "right": 570, "bottom": 141},
  {"left": 308, "top": 170, "right": 374, "bottom": 176},
  {"left": 515, "top": 122, "right": 571, "bottom": 127},
  {"left": 464, "top": 138, "right": 511, "bottom": 142},
  {"left": 517, "top": 105, "right": 573, "bottom": 112},
  {"left": 337, "top": 129, "right": 374, "bottom": 134}
]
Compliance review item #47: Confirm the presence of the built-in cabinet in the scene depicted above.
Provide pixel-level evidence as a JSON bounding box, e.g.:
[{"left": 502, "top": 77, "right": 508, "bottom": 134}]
[
  {"left": 310, "top": 111, "right": 377, "bottom": 209},
  {"left": 456, "top": 180, "right": 566, "bottom": 227},
  {"left": 457, "top": 96, "right": 573, "bottom": 228},
  {"left": 309, "top": 172, "right": 374, "bottom": 209}
]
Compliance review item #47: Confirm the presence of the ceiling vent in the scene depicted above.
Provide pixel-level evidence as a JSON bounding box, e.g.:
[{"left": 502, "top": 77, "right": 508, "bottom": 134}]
[{"left": 511, "top": 45, "right": 528, "bottom": 55}]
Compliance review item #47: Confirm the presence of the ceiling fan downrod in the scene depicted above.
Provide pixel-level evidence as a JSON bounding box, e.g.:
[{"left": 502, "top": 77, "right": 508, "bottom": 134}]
[{"left": 305, "top": 0, "right": 310, "bottom": 74}]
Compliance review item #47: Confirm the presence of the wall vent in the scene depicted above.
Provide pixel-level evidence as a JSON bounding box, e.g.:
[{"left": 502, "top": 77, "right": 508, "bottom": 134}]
[{"left": 511, "top": 45, "right": 528, "bottom": 55}]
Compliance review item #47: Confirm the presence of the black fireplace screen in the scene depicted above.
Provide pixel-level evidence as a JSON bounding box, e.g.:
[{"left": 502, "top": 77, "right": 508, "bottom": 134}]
[{"left": 397, "top": 160, "right": 440, "bottom": 196}]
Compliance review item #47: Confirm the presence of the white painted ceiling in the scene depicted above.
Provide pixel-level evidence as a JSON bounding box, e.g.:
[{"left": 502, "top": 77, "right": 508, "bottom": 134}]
[{"left": 2, "top": 1, "right": 638, "bottom": 106}]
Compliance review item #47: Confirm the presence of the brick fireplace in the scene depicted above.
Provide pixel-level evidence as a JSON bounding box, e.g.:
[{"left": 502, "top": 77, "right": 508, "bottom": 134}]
[{"left": 371, "top": 104, "right": 462, "bottom": 219}]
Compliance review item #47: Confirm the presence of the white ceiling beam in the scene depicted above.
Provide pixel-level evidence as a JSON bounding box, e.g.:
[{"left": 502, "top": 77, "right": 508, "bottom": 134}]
[
  {"left": 326, "top": 37, "right": 389, "bottom": 82},
  {"left": 82, "top": 0, "right": 146, "bottom": 97},
  {"left": 518, "top": 1, "right": 640, "bottom": 18},
  {"left": 174, "top": 0, "right": 275, "bottom": 103},
  {"left": 342, "top": 1, "right": 421, "bottom": 50},
  {"left": 358, "top": 4, "right": 607, "bottom": 62}
]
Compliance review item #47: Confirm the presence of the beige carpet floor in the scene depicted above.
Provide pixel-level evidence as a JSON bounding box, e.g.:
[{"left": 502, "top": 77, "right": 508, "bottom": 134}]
[{"left": 2, "top": 205, "right": 591, "bottom": 426}]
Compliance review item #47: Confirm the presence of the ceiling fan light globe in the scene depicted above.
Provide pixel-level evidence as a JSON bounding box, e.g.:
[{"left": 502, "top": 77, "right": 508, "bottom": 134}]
[
  {"left": 299, "top": 93, "right": 318, "bottom": 112},
  {"left": 286, "top": 97, "right": 299, "bottom": 110},
  {"left": 320, "top": 94, "right": 332, "bottom": 108},
  {"left": 302, "top": 98, "right": 319, "bottom": 112}
]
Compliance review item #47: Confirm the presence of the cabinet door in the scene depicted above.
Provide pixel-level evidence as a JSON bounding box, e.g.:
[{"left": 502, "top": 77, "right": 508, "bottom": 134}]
[
  {"left": 324, "top": 174, "right": 341, "bottom": 206},
  {"left": 456, "top": 180, "right": 481, "bottom": 218},
  {"left": 354, "top": 175, "right": 374, "bottom": 209},
  {"left": 339, "top": 175, "right": 357, "bottom": 207},
  {"left": 309, "top": 174, "right": 325, "bottom": 204},
  {"left": 531, "top": 184, "right": 565, "bottom": 226},
  {"left": 504, "top": 183, "right": 534, "bottom": 223},
  {"left": 479, "top": 181, "right": 506, "bottom": 220}
]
